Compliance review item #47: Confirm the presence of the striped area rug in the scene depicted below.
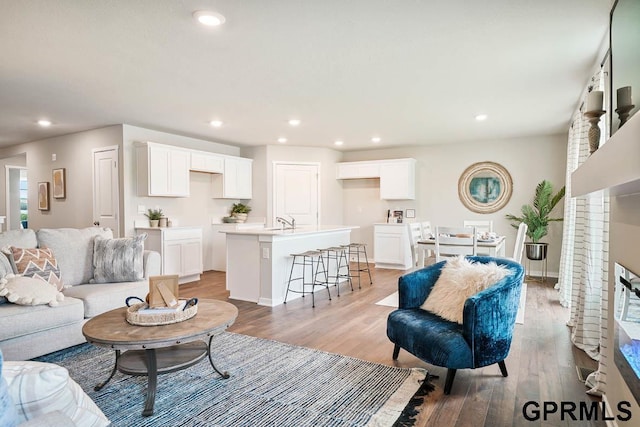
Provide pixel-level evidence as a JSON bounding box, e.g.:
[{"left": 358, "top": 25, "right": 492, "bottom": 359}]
[{"left": 36, "top": 332, "right": 429, "bottom": 427}]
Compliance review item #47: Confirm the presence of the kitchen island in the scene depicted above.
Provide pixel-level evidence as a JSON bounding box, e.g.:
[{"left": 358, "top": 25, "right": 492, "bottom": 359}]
[{"left": 220, "top": 225, "right": 357, "bottom": 306}]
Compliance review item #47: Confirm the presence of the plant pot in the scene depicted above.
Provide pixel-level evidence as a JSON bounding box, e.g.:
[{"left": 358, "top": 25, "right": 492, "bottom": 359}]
[
  {"left": 233, "top": 213, "right": 248, "bottom": 223},
  {"left": 525, "top": 242, "right": 548, "bottom": 260},
  {"left": 149, "top": 219, "right": 160, "bottom": 227},
  {"left": 158, "top": 217, "right": 168, "bottom": 227}
]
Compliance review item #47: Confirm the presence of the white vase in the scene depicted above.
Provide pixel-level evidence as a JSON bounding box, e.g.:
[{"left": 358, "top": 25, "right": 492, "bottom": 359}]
[{"left": 149, "top": 219, "right": 160, "bottom": 227}]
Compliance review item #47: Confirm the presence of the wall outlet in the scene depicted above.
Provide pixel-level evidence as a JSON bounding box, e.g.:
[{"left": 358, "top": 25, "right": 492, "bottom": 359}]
[
  {"left": 51, "top": 153, "right": 56, "bottom": 161},
  {"left": 137, "top": 205, "right": 146, "bottom": 214},
  {"left": 262, "top": 248, "right": 270, "bottom": 259}
]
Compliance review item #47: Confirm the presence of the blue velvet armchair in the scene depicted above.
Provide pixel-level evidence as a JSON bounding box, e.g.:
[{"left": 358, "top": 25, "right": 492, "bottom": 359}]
[{"left": 386, "top": 256, "right": 524, "bottom": 394}]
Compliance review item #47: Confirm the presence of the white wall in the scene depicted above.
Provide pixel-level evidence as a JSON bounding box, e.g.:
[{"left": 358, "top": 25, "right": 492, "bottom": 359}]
[
  {"left": 0, "top": 126, "right": 123, "bottom": 230},
  {"left": 341, "top": 134, "right": 568, "bottom": 275}
]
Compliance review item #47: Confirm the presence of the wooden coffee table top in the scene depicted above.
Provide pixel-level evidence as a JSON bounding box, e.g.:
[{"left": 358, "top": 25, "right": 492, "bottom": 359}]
[{"left": 83, "top": 299, "right": 238, "bottom": 350}]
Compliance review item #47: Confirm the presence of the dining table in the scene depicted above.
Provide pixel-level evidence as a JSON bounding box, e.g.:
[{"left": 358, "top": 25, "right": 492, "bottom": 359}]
[{"left": 417, "top": 235, "right": 507, "bottom": 258}]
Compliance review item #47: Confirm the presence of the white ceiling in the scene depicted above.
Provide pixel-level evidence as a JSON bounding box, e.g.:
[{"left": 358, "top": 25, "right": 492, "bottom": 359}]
[{"left": 0, "top": 0, "right": 611, "bottom": 151}]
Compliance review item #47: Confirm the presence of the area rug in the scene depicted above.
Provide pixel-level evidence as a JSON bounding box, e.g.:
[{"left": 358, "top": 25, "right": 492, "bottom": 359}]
[
  {"left": 35, "top": 332, "right": 430, "bottom": 427},
  {"left": 376, "top": 283, "right": 527, "bottom": 325}
]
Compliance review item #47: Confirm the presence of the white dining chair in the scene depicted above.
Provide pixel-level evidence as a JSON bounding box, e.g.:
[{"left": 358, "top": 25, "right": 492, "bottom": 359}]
[
  {"left": 463, "top": 220, "right": 493, "bottom": 234},
  {"left": 408, "top": 223, "right": 423, "bottom": 267},
  {"left": 419, "top": 221, "right": 435, "bottom": 266},
  {"left": 434, "top": 226, "right": 477, "bottom": 262},
  {"left": 511, "top": 223, "right": 528, "bottom": 264}
]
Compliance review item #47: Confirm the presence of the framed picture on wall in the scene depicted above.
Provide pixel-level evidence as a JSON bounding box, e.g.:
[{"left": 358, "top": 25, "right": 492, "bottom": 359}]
[
  {"left": 52, "top": 168, "right": 66, "bottom": 199},
  {"left": 406, "top": 209, "right": 416, "bottom": 218},
  {"left": 37, "top": 182, "right": 49, "bottom": 211}
]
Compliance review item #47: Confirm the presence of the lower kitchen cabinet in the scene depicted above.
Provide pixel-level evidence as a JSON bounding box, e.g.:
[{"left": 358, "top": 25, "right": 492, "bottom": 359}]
[
  {"left": 373, "top": 223, "right": 413, "bottom": 270},
  {"left": 136, "top": 226, "right": 203, "bottom": 284}
]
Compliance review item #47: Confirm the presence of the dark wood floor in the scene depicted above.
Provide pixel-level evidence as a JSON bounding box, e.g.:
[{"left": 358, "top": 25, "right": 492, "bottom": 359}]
[{"left": 180, "top": 266, "right": 603, "bottom": 427}]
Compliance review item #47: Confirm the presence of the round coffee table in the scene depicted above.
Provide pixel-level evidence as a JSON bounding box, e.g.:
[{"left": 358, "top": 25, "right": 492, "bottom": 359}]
[{"left": 82, "top": 299, "right": 238, "bottom": 416}]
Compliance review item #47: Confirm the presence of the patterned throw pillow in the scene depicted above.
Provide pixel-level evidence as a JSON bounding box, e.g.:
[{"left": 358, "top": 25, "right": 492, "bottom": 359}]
[
  {"left": 91, "top": 234, "right": 147, "bottom": 283},
  {"left": 6, "top": 247, "right": 64, "bottom": 291}
]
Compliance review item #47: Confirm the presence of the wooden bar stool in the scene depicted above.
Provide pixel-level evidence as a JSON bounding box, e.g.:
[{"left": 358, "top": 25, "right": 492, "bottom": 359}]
[
  {"left": 342, "top": 243, "right": 373, "bottom": 289},
  {"left": 318, "top": 246, "right": 353, "bottom": 297},
  {"left": 284, "top": 250, "right": 331, "bottom": 308}
]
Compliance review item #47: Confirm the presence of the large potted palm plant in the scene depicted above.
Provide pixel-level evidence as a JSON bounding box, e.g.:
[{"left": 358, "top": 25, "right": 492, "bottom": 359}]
[{"left": 506, "top": 180, "right": 565, "bottom": 260}]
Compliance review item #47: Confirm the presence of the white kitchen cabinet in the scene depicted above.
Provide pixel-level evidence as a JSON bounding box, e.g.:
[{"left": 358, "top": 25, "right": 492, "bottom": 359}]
[
  {"left": 336, "top": 158, "right": 415, "bottom": 200},
  {"left": 336, "top": 161, "right": 381, "bottom": 179},
  {"left": 212, "top": 157, "right": 253, "bottom": 199},
  {"left": 136, "top": 142, "right": 190, "bottom": 197},
  {"left": 190, "top": 151, "right": 224, "bottom": 173},
  {"left": 137, "top": 227, "right": 203, "bottom": 284},
  {"left": 373, "top": 223, "right": 413, "bottom": 269},
  {"left": 380, "top": 159, "right": 416, "bottom": 200}
]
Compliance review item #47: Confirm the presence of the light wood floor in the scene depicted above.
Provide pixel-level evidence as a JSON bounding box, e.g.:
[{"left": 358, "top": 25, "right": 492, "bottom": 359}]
[{"left": 180, "top": 266, "right": 603, "bottom": 427}]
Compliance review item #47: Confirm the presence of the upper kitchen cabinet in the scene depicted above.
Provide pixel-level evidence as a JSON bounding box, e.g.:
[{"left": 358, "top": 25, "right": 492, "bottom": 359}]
[
  {"left": 212, "top": 157, "right": 253, "bottom": 199},
  {"left": 380, "top": 159, "right": 416, "bottom": 200},
  {"left": 336, "top": 158, "right": 416, "bottom": 200},
  {"left": 190, "top": 151, "right": 224, "bottom": 173},
  {"left": 336, "top": 161, "right": 380, "bottom": 179},
  {"left": 136, "top": 142, "right": 190, "bottom": 197}
]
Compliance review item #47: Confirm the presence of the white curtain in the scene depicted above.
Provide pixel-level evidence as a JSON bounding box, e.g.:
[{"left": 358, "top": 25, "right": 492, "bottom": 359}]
[{"left": 556, "top": 69, "right": 610, "bottom": 395}]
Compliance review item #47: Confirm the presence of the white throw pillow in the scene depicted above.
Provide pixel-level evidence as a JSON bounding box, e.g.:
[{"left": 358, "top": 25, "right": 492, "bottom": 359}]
[
  {"left": 0, "top": 274, "right": 64, "bottom": 307},
  {"left": 2, "top": 361, "right": 109, "bottom": 426},
  {"left": 420, "top": 256, "right": 510, "bottom": 324}
]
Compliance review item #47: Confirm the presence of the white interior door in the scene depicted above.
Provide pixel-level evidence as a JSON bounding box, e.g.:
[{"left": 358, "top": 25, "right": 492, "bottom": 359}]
[
  {"left": 274, "top": 163, "right": 319, "bottom": 226},
  {"left": 92, "top": 147, "right": 120, "bottom": 236}
]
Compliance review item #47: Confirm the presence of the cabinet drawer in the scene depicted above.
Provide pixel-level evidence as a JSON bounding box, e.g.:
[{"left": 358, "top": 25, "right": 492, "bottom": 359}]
[{"left": 162, "top": 228, "right": 202, "bottom": 241}]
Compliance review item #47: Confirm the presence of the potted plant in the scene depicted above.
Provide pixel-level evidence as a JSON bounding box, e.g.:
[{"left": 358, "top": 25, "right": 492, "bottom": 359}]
[
  {"left": 145, "top": 208, "right": 163, "bottom": 227},
  {"left": 505, "top": 180, "right": 565, "bottom": 260},
  {"left": 230, "top": 203, "right": 251, "bottom": 223}
]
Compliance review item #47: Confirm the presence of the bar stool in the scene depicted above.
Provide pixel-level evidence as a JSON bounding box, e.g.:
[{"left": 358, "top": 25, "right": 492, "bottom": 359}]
[
  {"left": 318, "top": 246, "right": 353, "bottom": 297},
  {"left": 342, "top": 243, "right": 373, "bottom": 289},
  {"left": 284, "top": 250, "right": 331, "bottom": 308}
]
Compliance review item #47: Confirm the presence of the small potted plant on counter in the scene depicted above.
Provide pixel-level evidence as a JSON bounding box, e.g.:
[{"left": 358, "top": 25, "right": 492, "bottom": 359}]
[
  {"left": 145, "top": 208, "right": 163, "bottom": 227},
  {"left": 506, "top": 180, "right": 565, "bottom": 261},
  {"left": 230, "top": 203, "right": 251, "bottom": 223}
]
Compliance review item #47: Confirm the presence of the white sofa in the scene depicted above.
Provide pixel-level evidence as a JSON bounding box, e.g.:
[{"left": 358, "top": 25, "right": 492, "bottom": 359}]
[{"left": 0, "top": 227, "right": 161, "bottom": 361}]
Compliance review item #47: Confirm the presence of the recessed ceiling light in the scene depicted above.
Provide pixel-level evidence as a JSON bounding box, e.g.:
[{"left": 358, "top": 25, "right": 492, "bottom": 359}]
[
  {"left": 37, "top": 119, "right": 51, "bottom": 127},
  {"left": 209, "top": 120, "right": 223, "bottom": 127},
  {"left": 371, "top": 137, "right": 381, "bottom": 143},
  {"left": 277, "top": 137, "right": 287, "bottom": 143},
  {"left": 475, "top": 114, "right": 488, "bottom": 121},
  {"left": 334, "top": 140, "right": 344, "bottom": 146},
  {"left": 193, "top": 10, "right": 226, "bottom": 26},
  {"left": 288, "top": 119, "right": 301, "bottom": 126}
]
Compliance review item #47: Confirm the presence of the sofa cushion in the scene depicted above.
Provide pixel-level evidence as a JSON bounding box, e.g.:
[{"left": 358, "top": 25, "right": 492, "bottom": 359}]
[
  {"left": 0, "top": 229, "right": 38, "bottom": 252},
  {"left": 0, "top": 351, "right": 19, "bottom": 427},
  {"left": 420, "top": 256, "right": 509, "bottom": 324},
  {"left": 0, "top": 275, "right": 64, "bottom": 307},
  {"left": 64, "top": 280, "right": 148, "bottom": 318},
  {"left": 3, "top": 360, "right": 109, "bottom": 426},
  {"left": 0, "top": 297, "right": 84, "bottom": 342},
  {"left": 5, "top": 247, "right": 64, "bottom": 290},
  {"left": 36, "top": 228, "right": 113, "bottom": 287},
  {"left": 91, "top": 234, "right": 147, "bottom": 283}
]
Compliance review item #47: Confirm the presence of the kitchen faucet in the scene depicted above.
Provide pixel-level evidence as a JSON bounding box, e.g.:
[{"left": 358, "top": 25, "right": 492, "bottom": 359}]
[{"left": 276, "top": 216, "right": 296, "bottom": 229}]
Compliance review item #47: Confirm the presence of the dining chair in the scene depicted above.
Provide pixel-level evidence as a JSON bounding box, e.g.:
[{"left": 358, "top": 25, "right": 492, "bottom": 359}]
[
  {"left": 511, "top": 223, "right": 528, "bottom": 264},
  {"left": 434, "top": 226, "right": 477, "bottom": 262},
  {"left": 420, "top": 221, "right": 435, "bottom": 266},
  {"left": 463, "top": 220, "right": 493, "bottom": 234},
  {"left": 408, "top": 223, "right": 423, "bottom": 267}
]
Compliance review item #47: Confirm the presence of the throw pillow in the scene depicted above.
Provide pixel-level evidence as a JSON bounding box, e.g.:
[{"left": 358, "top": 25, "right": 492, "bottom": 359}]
[
  {"left": 91, "top": 233, "right": 147, "bottom": 283},
  {"left": 420, "top": 256, "right": 510, "bottom": 324},
  {"left": 0, "top": 351, "right": 19, "bottom": 427},
  {"left": 4, "top": 247, "right": 64, "bottom": 291},
  {"left": 0, "top": 275, "right": 64, "bottom": 307},
  {"left": 2, "top": 360, "right": 109, "bottom": 426}
]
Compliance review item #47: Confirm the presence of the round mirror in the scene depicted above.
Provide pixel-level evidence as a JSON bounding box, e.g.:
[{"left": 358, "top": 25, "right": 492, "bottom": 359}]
[{"left": 458, "top": 162, "right": 512, "bottom": 213}]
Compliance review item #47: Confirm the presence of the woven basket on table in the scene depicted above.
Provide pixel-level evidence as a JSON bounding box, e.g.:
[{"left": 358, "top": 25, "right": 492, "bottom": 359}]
[{"left": 126, "top": 302, "right": 198, "bottom": 326}]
